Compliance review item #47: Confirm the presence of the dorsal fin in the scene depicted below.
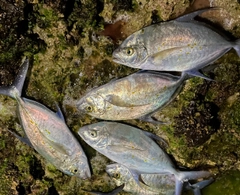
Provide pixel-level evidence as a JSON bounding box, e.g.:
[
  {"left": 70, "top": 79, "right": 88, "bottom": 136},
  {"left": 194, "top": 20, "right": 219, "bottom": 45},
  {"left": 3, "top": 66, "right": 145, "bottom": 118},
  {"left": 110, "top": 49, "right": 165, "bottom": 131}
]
[{"left": 175, "top": 8, "right": 219, "bottom": 22}]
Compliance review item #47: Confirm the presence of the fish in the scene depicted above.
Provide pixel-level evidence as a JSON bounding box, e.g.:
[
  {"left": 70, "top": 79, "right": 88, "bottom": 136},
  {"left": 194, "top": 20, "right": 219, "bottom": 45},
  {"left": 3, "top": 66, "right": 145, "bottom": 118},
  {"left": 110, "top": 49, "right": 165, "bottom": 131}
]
[
  {"left": 0, "top": 57, "right": 91, "bottom": 179},
  {"left": 78, "top": 122, "right": 211, "bottom": 195},
  {"left": 77, "top": 70, "right": 187, "bottom": 123},
  {"left": 106, "top": 163, "right": 175, "bottom": 195},
  {"left": 106, "top": 163, "right": 214, "bottom": 195},
  {"left": 112, "top": 8, "right": 240, "bottom": 79},
  {"left": 83, "top": 184, "right": 124, "bottom": 195}
]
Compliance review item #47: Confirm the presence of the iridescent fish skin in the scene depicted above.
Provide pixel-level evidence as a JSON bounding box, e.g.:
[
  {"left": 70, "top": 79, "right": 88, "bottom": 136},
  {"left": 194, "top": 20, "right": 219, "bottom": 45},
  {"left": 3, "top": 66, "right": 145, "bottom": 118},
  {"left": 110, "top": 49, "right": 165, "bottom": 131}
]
[
  {"left": 106, "top": 163, "right": 214, "bottom": 195},
  {"left": 106, "top": 163, "right": 175, "bottom": 195},
  {"left": 78, "top": 122, "right": 210, "bottom": 195},
  {"left": 0, "top": 58, "right": 91, "bottom": 179},
  {"left": 77, "top": 71, "right": 186, "bottom": 121},
  {"left": 112, "top": 9, "right": 240, "bottom": 77}
]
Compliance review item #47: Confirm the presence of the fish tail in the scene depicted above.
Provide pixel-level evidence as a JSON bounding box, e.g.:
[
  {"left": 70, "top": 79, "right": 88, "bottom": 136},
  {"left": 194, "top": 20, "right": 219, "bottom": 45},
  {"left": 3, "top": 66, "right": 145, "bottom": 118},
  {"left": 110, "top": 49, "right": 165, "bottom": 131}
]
[
  {"left": 0, "top": 57, "right": 29, "bottom": 99},
  {"left": 233, "top": 39, "right": 240, "bottom": 57},
  {"left": 174, "top": 170, "right": 211, "bottom": 195},
  {"left": 190, "top": 178, "right": 214, "bottom": 195}
]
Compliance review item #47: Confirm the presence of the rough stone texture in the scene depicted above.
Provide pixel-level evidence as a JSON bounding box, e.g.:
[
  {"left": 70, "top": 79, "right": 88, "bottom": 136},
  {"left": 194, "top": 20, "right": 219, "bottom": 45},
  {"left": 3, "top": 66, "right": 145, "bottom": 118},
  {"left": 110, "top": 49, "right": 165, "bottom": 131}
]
[{"left": 1, "top": 0, "right": 240, "bottom": 194}]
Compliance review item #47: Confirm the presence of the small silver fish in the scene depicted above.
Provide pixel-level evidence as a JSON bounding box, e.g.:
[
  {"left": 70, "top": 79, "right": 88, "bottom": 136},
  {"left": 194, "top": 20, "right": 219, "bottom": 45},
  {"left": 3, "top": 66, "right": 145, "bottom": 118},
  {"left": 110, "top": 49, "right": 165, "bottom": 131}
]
[
  {"left": 106, "top": 163, "right": 214, "bottom": 195},
  {"left": 78, "top": 122, "right": 211, "bottom": 195},
  {"left": 77, "top": 71, "right": 187, "bottom": 123},
  {"left": 1, "top": 58, "right": 91, "bottom": 179},
  {"left": 112, "top": 8, "right": 240, "bottom": 79}
]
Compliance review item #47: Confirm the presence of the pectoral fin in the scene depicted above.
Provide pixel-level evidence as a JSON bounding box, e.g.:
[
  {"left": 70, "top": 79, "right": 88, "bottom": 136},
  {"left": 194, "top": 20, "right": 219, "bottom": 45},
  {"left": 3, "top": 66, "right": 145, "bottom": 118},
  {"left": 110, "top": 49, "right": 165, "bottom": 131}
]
[
  {"left": 106, "top": 95, "right": 148, "bottom": 107},
  {"left": 106, "top": 95, "right": 134, "bottom": 107},
  {"left": 108, "top": 143, "right": 145, "bottom": 153},
  {"left": 149, "top": 47, "right": 182, "bottom": 64},
  {"left": 39, "top": 130, "right": 71, "bottom": 156}
]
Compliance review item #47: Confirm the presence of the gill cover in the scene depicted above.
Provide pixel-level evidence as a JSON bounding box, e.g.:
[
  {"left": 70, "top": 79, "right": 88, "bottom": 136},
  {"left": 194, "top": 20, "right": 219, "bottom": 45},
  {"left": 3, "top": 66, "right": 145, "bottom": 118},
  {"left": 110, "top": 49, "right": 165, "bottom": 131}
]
[{"left": 78, "top": 93, "right": 106, "bottom": 116}]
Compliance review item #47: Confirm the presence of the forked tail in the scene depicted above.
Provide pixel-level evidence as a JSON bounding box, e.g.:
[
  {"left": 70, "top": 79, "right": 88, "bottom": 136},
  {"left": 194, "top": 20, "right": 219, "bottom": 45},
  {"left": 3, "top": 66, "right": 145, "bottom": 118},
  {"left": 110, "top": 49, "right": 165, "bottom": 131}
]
[
  {"left": 0, "top": 57, "right": 29, "bottom": 99},
  {"left": 233, "top": 39, "right": 240, "bottom": 57},
  {"left": 175, "top": 170, "right": 211, "bottom": 195},
  {"left": 190, "top": 178, "right": 214, "bottom": 195}
]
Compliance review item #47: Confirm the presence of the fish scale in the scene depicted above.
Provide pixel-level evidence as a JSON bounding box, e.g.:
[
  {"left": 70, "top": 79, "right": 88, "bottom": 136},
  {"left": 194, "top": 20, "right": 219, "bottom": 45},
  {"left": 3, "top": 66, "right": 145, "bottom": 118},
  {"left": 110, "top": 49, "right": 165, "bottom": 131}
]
[
  {"left": 78, "top": 122, "right": 211, "bottom": 195},
  {"left": 113, "top": 9, "right": 239, "bottom": 79},
  {"left": 77, "top": 71, "right": 186, "bottom": 122},
  {"left": 106, "top": 163, "right": 213, "bottom": 195},
  {"left": 0, "top": 58, "right": 91, "bottom": 179}
]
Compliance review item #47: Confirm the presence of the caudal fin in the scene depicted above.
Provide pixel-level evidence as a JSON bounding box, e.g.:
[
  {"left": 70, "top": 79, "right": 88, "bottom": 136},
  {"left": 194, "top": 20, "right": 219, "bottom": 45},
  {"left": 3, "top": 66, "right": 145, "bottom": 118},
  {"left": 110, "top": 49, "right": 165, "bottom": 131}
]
[
  {"left": 190, "top": 178, "right": 214, "bottom": 195},
  {"left": 233, "top": 39, "right": 240, "bottom": 57},
  {"left": 174, "top": 170, "right": 211, "bottom": 195},
  {"left": 0, "top": 57, "right": 29, "bottom": 99}
]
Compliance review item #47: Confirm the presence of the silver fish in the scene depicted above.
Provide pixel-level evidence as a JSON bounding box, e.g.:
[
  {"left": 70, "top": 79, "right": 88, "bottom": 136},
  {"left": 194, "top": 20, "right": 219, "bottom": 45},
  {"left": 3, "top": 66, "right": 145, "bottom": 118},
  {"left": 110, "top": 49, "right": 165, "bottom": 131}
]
[
  {"left": 1, "top": 58, "right": 91, "bottom": 179},
  {"left": 106, "top": 163, "right": 175, "bottom": 195},
  {"left": 112, "top": 8, "right": 240, "bottom": 79},
  {"left": 77, "top": 71, "right": 187, "bottom": 123},
  {"left": 106, "top": 163, "right": 214, "bottom": 195},
  {"left": 78, "top": 122, "right": 211, "bottom": 195}
]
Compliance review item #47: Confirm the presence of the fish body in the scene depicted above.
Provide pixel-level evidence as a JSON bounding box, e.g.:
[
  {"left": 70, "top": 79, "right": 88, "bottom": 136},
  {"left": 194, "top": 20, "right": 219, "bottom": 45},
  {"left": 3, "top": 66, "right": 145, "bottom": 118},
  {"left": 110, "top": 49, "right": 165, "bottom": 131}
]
[
  {"left": 106, "top": 163, "right": 175, "bottom": 195},
  {"left": 112, "top": 9, "right": 240, "bottom": 77},
  {"left": 78, "top": 122, "right": 210, "bottom": 195},
  {"left": 106, "top": 163, "right": 213, "bottom": 195},
  {"left": 1, "top": 58, "right": 91, "bottom": 179},
  {"left": 77, "top": 71, "right": 186, "bottom": 121}
]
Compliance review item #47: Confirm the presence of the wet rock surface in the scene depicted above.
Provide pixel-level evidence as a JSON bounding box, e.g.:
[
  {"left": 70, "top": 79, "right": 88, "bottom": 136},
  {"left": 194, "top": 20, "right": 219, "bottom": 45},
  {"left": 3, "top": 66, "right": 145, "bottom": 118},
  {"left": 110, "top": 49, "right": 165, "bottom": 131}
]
[{"left": 0, "top": 0, "right": 240, "bottom": 194}]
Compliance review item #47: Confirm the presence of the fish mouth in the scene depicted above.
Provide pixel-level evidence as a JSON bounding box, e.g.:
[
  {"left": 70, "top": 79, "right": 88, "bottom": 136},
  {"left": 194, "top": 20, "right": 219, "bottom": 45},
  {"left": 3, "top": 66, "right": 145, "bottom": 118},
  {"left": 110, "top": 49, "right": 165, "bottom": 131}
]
[
  {"left": 112, "top": 56, "right": 122, "bottom": 64},
  {"left": 77, "top": 127, "right": 88, "bottom": 139},
  {"left": 112, "top": 50, "right": 124, "bottom": 64}
]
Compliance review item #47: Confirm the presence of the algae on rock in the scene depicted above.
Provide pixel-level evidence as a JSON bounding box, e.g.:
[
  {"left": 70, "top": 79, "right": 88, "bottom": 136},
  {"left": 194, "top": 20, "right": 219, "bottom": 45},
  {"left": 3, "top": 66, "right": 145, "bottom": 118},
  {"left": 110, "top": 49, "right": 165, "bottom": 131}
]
[{"left": 0, "top": 0, "right": 240, "bottom": 194}]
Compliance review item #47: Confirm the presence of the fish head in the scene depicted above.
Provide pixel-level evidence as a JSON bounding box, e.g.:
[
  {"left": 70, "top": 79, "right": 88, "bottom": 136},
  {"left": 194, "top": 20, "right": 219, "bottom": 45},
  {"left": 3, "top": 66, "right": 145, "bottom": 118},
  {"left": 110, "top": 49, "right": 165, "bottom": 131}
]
[
  {"left": 78, "top": 122, "right": 110, "bottom": 149},
  {"left": 77, "top": 93, "right": 106, "bottom": 118},
  {"left": 64, "top": 160, "right": 91, "bottom": 179},
  {"left": 112, "top": 45, "right": 148, "bottom": 67},
  {"left": 106, "top": 163, "right": 131, "bottom": 185}
]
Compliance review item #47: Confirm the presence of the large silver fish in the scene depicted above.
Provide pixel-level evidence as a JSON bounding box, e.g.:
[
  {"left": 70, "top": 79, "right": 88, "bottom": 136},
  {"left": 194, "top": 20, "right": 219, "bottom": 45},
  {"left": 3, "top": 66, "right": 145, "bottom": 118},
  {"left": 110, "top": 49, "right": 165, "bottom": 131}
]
[
  {"left": 112, "top": 9, "right": 240, "bottom": 79},
  {"left": 0, "top": 58, "right": 91, "bottom": 179},
  {"left": 106, "top": 163, "right": 213, "bottom": 195},
  {"left": 78, "top": 122, "right": 211, "bottom": 195},
  {"left": 77, "top": 71, "right": 187, "bottom": 123}
]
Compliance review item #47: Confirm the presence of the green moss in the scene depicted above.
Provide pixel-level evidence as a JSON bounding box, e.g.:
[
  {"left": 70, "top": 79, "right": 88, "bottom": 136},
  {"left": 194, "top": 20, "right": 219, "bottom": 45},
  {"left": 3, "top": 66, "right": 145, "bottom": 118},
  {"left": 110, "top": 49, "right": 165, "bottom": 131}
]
[
  {"left": 37, "top": 5, "right": 59, "bottom": 29},
  {"left": 0, "top": 158, "right": 11, "bottom": 195},
  {"left": 203, "top": 170, "right": 240, "bottom": 195},
  {"left": 1, "top": 0, "right": 240, "bottom": 194}
]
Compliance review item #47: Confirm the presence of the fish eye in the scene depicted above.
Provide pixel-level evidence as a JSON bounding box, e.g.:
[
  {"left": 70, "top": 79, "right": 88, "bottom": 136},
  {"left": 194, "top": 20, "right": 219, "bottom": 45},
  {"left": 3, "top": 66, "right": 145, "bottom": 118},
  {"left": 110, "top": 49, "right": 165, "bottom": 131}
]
[
  {"left": 85, "top": 105, "right": 93, "bottom": 112},
  {"left": 70, "top": 167, "right": 78, "bottom": 174},
  {"left": 89, "top": 130, "right": 97, "bottom": 138},
  {"left": 126, "top": 48, "right": 134, "bottom": 56},
  {"left": 113, "top": 172, "right": 120, "bottom": 178}
]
